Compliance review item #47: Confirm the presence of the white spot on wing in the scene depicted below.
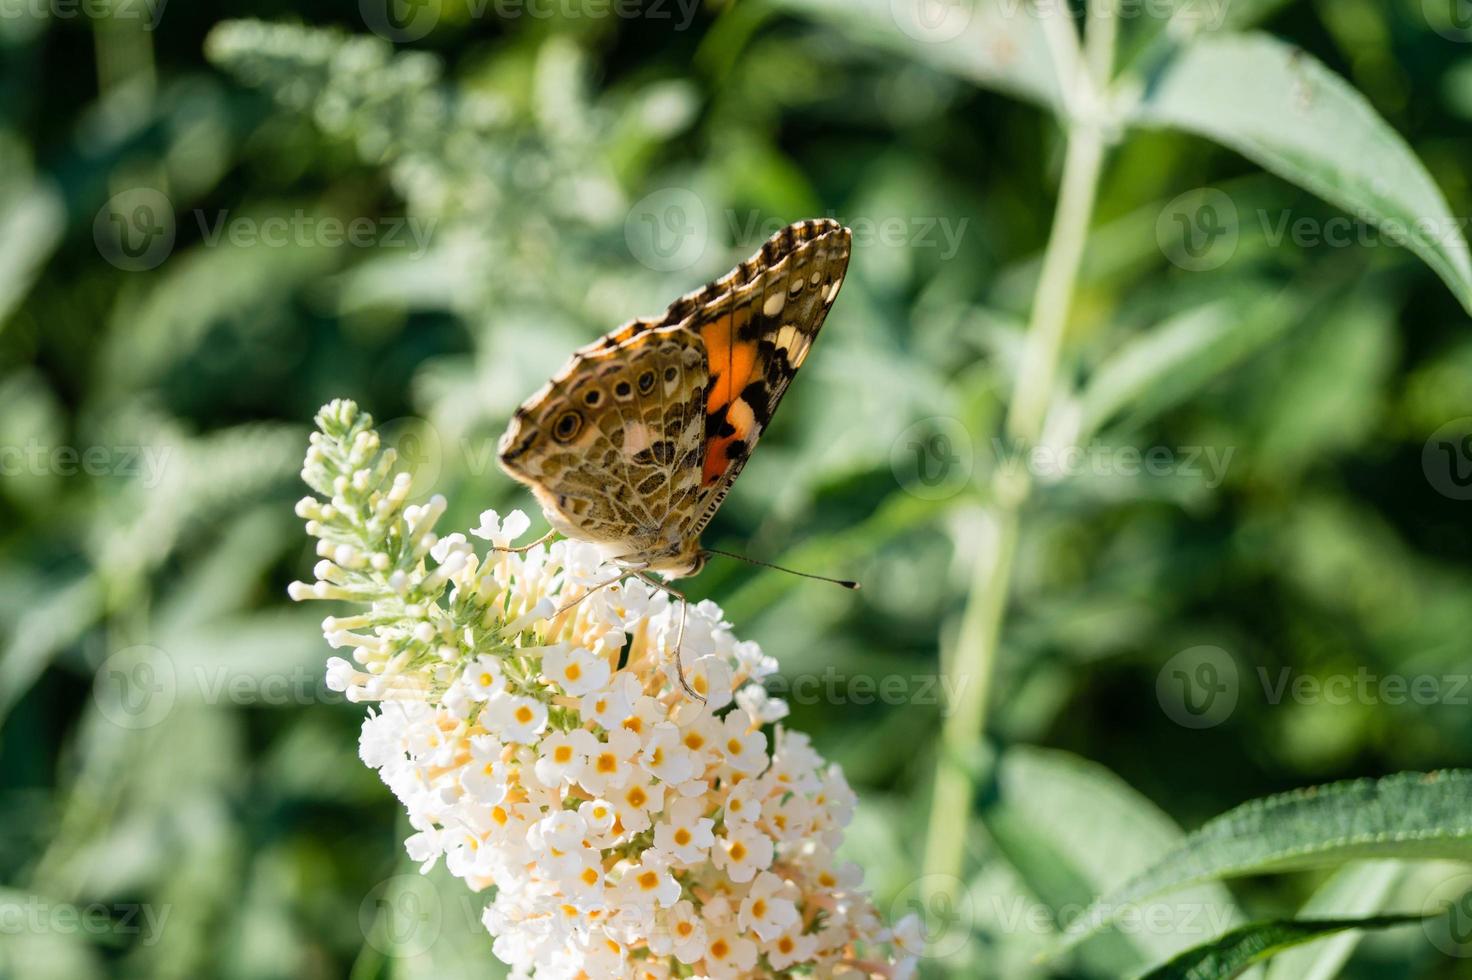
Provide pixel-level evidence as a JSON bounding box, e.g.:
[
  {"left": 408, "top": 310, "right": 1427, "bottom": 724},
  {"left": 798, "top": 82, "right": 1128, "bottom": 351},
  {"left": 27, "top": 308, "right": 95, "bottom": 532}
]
[{"left": 622, "top": 423, "right": 653, "bottom": 455}]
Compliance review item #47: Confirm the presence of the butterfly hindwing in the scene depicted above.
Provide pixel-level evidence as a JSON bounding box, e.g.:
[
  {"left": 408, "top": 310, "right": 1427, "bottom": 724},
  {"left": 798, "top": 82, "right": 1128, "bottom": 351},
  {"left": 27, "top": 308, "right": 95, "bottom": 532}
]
[{"left": 498, "top": 325, "right": 708, "bottom": 554}]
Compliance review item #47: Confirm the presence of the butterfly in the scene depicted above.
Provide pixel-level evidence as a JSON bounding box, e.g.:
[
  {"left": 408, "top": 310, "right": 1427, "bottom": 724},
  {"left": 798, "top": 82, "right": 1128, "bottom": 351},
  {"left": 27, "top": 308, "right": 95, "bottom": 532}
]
[{"left": 497, "top": 218, "right": 851, "bottom": 586}]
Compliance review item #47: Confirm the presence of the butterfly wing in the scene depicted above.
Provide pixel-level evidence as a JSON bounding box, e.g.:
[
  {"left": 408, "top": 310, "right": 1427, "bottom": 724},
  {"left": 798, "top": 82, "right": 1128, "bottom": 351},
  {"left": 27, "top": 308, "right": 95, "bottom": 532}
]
[
  {"left": 498, "top": 218, "right": 851, "bottom": 566},
  {"left": 498, "top": 324, "right": 709, "bottom": 556},
  {"left": 684, "top": 218, "right": 851, "bottom": 536}
]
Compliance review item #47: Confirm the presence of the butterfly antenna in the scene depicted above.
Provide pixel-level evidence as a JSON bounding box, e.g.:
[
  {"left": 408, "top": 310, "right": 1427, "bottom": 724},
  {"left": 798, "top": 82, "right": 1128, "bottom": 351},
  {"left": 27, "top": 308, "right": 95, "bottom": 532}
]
[{"left": 702, "top": 549, "right": 860, "bottom": 590}]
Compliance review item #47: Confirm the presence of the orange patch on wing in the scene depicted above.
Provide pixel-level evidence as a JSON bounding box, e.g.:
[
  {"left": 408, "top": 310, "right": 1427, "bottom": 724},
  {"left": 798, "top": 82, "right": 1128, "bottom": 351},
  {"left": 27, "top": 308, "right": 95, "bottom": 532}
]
[
  {"left": 700, "top": 314, "right": 757, "bottom": 414},
  {"left": 702, "top": 435, "right": 740, "bottom": 486},
  {"left": 701, "top": 398, "right": 756, "bottom": 487}
]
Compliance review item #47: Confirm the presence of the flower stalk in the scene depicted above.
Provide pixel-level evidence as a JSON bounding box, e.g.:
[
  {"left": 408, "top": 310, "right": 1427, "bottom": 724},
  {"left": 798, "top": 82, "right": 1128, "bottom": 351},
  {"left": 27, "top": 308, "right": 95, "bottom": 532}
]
[
  {"left": 920, "top": 21, "right": 1110, "bottom": 918},
  {"left": 291, "top": 400, "right": 918, "bottom": 979}
]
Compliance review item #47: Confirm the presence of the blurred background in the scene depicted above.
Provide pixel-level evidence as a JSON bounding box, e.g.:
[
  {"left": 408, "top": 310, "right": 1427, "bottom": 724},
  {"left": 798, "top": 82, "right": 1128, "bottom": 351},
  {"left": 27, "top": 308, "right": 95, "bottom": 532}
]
[{"left": 4, "top": 0, "right": 1472, "bottom": 977}]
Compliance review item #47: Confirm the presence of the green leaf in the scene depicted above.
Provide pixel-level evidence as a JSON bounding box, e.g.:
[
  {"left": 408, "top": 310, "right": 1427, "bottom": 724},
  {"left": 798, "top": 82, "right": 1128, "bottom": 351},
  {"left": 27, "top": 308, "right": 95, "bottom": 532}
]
[
  {"left": 768, "top": 0, "right": 1076, "bottom": 114},
  {"left": 1131, "top": 33, "right": 1472, "bottom": 314},
  {"left": 1134, "top": 914, "right": 1432, "bottom": 980},
  {"left": 980, "top": 747, "right": 1245, "bottom": 973},
  {"left": 1077, "top": 301, "right": 1243, "bottom": 439},
  {"left": 1263, "top": 862, "right": 1407, "bottom": 980},
  {"left": 1057, "top": 771, "right": 1472, "bottom": 952}
]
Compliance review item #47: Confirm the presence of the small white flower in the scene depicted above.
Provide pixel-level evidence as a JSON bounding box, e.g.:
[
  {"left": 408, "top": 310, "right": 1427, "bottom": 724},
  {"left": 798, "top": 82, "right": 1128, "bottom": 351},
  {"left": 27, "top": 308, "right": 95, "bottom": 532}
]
[
  {"left": 654, "top": 899, "right": 706, "bottom": 964},
  {"left": 578, "top": 727, "right": 641, "bottom": 796},
  {"left": 462, "top": 655, "right": 507, "bottom": 701},
  {"left": 640, "top": 722, "right": 698, "bottom": 785},
  {"left": 619, "top": 855, "right": 681, "bottom": 910},
  {"left": 893, "top": 910, "right": 926, "bottom": 959},
  {"left": 577, "top": 798, "right": 617, "bottom": 836},
  {"left": 766, "top": 922, "right": 819, "bottom": 970},
  {"left": 543, "top": 643, "right": 612, "bottom": 697},
  {"left": 722, "top": 779, "right": 761, "bottom": 826},
  {"left": 460, "top": 734, "right": 508, "bottom": 804},
  {"left": 532, "top": 728, "right": 597, "bottom": 788},
  {"left": 734, "top": 682, "right": 789, "bottom": 725},
  {"left": 712, "top": 823, "right": 773, "bottom": 884},
  {"left": 430, "top": 531, "right": 468, "bottom": 563},
  {"left": 737, "top": 870, "right": 799, "bottom": 942},
  {"left": 471, "top": 508, "right": 531, "bottom": 546},
  {"left": 699, "top": 926, "right": 758, "bottom": 977},
  {"left": 581, "top": 670, "right": 639, "bottom": 729},
  {"left": 487, "top": 692, "right": 548, "bottom": 743},
  {"left": 687, "top": 654, "right": 733, "bottom": 709},
  {"left": 617, "top": 694, "right": 667, "bottom": 741},
  {"left": 612, "top": 778, "right": 665, "bottom": 836},
  {"left": 716, "top": 712, "right": 768, "bottom": 775},
  {"left": 653, "top": 797, "right": 715, "bottom": 865}
]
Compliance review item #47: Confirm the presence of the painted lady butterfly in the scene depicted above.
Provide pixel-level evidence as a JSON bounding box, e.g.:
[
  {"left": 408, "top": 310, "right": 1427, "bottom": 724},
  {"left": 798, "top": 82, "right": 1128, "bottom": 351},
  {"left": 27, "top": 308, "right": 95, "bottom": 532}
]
[{"left": 498, "top": 218, "right": 852, "bottom": 587}]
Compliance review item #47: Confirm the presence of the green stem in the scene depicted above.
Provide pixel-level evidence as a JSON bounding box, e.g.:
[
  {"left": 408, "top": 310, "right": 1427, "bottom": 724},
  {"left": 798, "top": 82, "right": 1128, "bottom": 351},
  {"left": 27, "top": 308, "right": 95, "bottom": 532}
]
[
  {"left": 1085, "top": 0, "right": 1119, "bottom": 91},
  {"left": 920, "top": 119, "right": 1107, "bottom": 910},
  {"left": 1007, "top": 124, "right": 1107, "bottom": 445}
]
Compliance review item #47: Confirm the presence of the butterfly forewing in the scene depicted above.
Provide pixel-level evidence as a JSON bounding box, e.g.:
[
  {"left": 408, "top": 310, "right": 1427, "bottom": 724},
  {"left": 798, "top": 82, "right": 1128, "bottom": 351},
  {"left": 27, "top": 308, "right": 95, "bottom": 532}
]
[
  {"left": 498, "top": 218, "right": 852, "bottom": 575},
  {"left": 688, "top": 219, "right": 850, "bottom": 536}
]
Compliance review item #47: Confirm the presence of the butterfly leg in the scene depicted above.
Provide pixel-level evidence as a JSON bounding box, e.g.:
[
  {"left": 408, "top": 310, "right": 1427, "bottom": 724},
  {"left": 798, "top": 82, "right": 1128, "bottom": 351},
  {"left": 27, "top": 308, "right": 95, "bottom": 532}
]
[
  {"left": 489, "top": 529, "right": 556, "bottom": 554},
  {"left": 634, "top": 572, "right": 703, "bottom": 703},
  {"left": 549, "top": 573, "right": 621, "bottom": 622}
]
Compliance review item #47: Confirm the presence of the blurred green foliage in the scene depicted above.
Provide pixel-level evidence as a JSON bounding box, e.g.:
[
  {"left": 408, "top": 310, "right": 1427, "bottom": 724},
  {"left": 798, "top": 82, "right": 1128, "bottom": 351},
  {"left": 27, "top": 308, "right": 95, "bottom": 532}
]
[{"left": 3, "top": 0, "right": 1472, "bottom": 977}]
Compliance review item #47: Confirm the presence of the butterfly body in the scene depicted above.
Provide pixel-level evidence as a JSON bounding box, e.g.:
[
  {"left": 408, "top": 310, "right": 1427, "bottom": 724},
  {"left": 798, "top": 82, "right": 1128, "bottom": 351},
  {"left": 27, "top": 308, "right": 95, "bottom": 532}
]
[{"left": 498, "top": 218, "right": 851, "bottom": 579}]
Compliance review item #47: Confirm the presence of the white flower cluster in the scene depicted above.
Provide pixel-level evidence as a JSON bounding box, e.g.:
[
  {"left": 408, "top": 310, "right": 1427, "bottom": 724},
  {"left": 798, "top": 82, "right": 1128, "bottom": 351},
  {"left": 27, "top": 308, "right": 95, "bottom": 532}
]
[{"left": 289, "top": 401, "right": 918, "bottom": 979}]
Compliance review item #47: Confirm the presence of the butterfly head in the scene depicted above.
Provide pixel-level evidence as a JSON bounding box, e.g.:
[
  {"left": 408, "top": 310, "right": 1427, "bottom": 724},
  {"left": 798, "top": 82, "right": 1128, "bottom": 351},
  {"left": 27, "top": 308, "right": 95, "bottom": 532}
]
[{"left": 640, "top": 544, "right": 707, "bottom": 579}]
